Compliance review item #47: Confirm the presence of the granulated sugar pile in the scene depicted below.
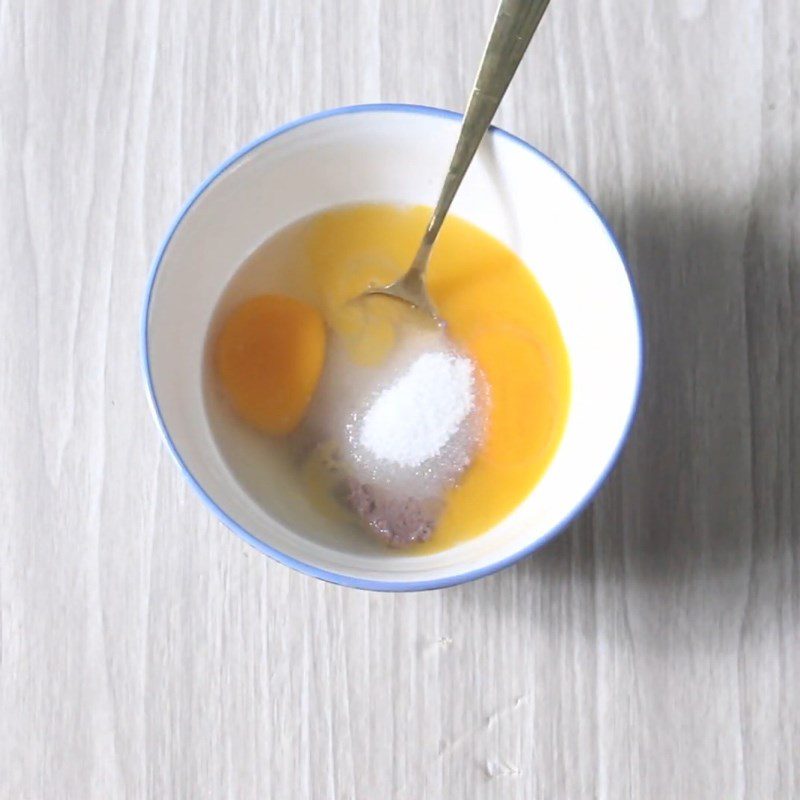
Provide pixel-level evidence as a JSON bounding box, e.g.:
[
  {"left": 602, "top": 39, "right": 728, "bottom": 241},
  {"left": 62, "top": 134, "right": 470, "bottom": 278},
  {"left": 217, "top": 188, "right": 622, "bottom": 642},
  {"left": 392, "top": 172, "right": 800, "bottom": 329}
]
[
  {"left": 358, "top": 351, "right": 476, "bottom": 468},
  {"left": 343, "top": 334, "right": 484, "bottom": 500},
  {"left": 302, "top": 325, "right": 485, "bottom": 546}
]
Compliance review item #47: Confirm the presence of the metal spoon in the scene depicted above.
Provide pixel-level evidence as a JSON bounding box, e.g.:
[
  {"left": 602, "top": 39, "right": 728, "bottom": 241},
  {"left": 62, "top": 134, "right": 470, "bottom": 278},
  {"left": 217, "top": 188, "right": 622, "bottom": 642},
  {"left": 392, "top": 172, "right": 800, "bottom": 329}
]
[{"left": 362, "top": 0, "right": 553, "bottom": 318}]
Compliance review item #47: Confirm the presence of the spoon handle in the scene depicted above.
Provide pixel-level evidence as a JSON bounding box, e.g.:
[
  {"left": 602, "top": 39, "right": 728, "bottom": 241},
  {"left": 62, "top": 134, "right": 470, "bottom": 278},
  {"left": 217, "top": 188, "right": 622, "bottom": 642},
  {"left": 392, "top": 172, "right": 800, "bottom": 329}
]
[{"left": 414, "top": 0, "right": 552, "bottom": 272}]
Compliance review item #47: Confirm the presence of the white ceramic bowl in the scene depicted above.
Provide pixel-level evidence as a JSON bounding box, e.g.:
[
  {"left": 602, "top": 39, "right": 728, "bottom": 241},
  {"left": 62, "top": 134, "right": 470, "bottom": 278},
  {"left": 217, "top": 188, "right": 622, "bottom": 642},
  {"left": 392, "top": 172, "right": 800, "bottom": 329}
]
[{"left": 142, "top": 104, "right": 642, "bottom": 591}]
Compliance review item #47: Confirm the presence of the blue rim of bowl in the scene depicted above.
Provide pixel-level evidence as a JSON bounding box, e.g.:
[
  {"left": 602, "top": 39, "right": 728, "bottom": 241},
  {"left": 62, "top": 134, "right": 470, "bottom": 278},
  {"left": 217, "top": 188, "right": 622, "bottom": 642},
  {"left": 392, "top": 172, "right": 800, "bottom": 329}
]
[{"left": 141, "top": 102, "right": 644, "bottom": 592}]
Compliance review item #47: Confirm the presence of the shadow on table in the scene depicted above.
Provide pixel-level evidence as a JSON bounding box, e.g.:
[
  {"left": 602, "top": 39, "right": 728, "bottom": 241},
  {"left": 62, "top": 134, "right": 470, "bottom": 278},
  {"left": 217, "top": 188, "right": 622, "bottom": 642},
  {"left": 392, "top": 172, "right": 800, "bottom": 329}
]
[{"left": 451, "top": 185, "right": 798, "bottom": 632}]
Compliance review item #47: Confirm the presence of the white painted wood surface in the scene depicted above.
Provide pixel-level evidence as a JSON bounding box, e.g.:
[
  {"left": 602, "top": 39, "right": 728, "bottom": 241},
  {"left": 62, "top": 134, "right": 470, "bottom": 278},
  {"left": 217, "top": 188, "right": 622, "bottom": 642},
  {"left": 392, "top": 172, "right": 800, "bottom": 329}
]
[{"left": 1, "top": 1, "right": 798, "bottom": 797}]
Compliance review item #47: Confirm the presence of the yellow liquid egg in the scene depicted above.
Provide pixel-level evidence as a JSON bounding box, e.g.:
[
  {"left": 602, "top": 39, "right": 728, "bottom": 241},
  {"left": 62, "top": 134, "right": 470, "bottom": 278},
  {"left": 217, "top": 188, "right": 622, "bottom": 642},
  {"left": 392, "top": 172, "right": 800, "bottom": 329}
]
[
  {"left": 306, "top": 205, "right": 570, "bottom": 553},
  {"left": 211, "top": 204, "right": 571, "bottom": 553}
]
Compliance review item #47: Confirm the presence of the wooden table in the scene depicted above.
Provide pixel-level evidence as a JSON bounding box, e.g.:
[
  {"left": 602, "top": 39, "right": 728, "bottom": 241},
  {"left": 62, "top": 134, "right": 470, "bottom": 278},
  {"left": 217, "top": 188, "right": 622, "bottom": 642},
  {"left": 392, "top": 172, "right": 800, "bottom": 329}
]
[{"left": 2, "top": 1, "right": 798, "bottom": 797}]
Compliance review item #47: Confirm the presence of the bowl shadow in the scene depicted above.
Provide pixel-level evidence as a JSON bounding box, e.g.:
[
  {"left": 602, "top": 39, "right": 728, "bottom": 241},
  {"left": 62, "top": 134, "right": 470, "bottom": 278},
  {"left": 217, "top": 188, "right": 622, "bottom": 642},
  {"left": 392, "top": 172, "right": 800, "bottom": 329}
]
[{"left": 447, "top": 183, "right": 799, "bottom": 640}]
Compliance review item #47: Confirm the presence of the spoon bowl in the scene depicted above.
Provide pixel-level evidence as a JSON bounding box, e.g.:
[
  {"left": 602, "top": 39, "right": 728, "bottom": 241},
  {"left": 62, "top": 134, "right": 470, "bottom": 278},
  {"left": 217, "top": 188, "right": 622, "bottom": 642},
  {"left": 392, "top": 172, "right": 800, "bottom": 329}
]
[{"left": 364, "top": 250, "right": 439, "bottom": 319}]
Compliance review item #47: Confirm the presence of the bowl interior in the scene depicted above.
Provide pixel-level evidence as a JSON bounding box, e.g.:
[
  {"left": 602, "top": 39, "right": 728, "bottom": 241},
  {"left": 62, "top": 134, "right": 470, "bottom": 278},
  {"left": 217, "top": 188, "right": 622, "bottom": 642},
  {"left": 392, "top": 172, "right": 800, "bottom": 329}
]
[{"left": 144, "top": 106, "right": 641, "bottom": 588}]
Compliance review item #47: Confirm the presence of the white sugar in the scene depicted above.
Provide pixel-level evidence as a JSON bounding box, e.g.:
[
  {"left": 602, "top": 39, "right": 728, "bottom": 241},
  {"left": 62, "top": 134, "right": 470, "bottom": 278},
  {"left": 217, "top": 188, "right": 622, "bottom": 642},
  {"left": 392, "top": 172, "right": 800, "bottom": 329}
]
[
  {"left": 359, "top": 351, "right": 476, "bottom": 467},
  {"left": 302, "top": 326, "right": 484, "bottom": 500}
]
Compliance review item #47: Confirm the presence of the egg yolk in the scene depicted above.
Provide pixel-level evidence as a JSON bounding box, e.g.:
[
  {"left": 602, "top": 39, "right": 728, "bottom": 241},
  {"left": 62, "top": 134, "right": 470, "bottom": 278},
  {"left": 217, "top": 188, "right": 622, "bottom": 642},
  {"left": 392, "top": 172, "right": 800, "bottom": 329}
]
[{"left": 214, "top": 294, "right": 325, "bottom": 435}]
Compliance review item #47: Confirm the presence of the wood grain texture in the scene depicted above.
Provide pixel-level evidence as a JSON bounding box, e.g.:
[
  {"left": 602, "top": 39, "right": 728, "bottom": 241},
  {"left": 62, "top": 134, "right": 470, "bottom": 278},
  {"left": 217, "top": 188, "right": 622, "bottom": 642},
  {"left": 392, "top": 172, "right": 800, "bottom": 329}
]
[{"left": 1, "top": 0, "right": 798, "bottom": 797}]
